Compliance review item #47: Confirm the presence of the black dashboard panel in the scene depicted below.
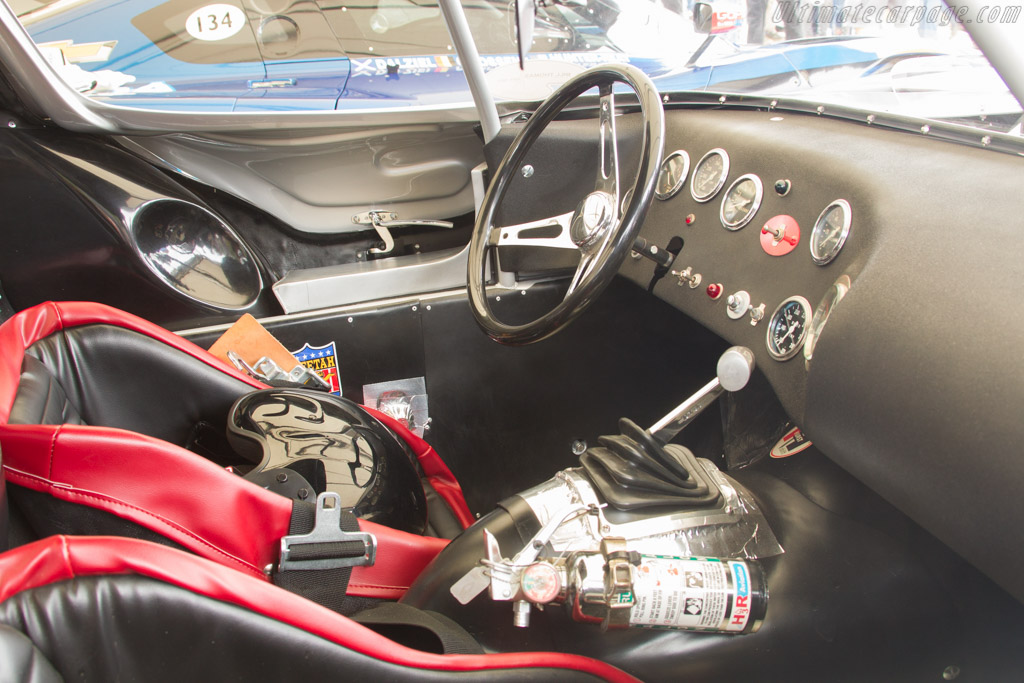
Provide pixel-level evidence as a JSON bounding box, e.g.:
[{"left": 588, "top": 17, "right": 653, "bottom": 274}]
[
  {"left": 487, "top": 106, "right": 1024, "bottom": 603},
  {"left": 621, "top": 107, "right": 895, "bottom": 420}
]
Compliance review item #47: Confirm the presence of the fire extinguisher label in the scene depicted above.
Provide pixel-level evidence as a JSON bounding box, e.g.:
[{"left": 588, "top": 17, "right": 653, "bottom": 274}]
[{"left": 630, "top": 557, "right": 736, "bottom": 631}]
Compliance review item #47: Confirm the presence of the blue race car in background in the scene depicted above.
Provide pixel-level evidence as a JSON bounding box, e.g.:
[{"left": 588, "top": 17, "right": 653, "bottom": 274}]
[
  {"left": 15, "top": 0, "right": 900, "bottom": 112},
  {"left": 18, "top": 0, "right": 650, "bottom": 110}
]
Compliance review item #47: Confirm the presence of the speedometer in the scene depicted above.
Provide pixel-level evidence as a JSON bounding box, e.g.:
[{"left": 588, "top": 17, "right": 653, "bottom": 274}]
[
  {"left": 766, "top": 296, "right": 812, "bottom": 361},
  {"left": 655, "top": 150, "right": 690, "bottom": 200},
  {"left": 810, "top": 199, "right": 852, "bottom": 265},
  {"left": 690, "top": 148, "right": 729, "bottom": 203},
  {"left": 720, "top": 174, "right": 763, "bottom": 230}
]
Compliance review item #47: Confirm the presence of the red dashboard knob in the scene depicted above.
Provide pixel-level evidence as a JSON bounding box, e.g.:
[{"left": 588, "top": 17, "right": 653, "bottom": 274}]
[{"left": 706, "top": 283, "right": 723, "bottom": 300}]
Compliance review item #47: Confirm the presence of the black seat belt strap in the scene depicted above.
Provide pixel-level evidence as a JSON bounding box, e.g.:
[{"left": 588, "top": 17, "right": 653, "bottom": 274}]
[{"left": 272, "top": 492, "right": 376, "bottom": 614}]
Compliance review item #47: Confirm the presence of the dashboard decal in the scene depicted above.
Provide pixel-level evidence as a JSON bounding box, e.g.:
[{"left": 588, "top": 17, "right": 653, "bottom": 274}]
[
  {"left": 770, "top": 426, "right": 813, "bottom": 458},
  {"left": 292, "top": 341, "right": 342, "bottom": 396}
]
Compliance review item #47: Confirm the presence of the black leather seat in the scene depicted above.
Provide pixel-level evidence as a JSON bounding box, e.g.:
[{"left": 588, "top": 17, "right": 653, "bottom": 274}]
[
  {"left": 7, "top": 308, "right": 256, "bottom": 448},
  {"left": 0, "top": 302, "right": 471, "bottom": 599},
  {"left": 0, "top": 534, "right": 635, "bottom": 682}
]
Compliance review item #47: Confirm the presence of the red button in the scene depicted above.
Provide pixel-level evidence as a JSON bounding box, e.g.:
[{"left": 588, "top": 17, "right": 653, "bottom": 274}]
[{"left": 706, "top": 283, "right": 723, "bottom": 300}]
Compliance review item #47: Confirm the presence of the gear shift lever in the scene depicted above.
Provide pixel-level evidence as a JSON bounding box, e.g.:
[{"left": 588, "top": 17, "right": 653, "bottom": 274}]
[
  {"left": 578, "top": 347, "right": 755, "bottom": 511},
  {"left": 581, "top": 348, "right": 757, "bottom": 511},
  {"left": 648, "top": 346, "right": 755, "bottom": 445}
]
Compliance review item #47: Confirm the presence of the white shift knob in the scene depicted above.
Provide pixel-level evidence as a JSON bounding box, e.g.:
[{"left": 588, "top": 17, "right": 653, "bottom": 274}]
[{"left": 717, "top": 346, "right": 755, "bottom": 392}]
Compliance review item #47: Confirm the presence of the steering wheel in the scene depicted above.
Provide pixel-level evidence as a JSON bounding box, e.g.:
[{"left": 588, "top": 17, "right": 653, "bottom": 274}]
[{"left": 467, "top": 63, "right": 665, "bottom": 345}]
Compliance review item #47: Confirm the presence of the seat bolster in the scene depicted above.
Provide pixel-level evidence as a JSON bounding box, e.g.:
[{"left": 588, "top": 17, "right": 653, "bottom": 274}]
[
  {"left": 1, "top": 423, "right": 450, "bottom": 598},
  {"left": 0, "top": 303, "right": 66, "bottom": 425},
  {"left": 0, "top": 429, "right": 6, "bottom": 553},
  {"left": 34, "top": 302, "right": 267, "bottom": 391},
  {"left": 1, "top": 423, "right": 292, "bottom": 579}
]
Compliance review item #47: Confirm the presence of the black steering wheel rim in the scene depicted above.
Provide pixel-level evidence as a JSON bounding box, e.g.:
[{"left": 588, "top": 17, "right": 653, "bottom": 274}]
[{"left": 467, "top": 63, "right": 665, "bottom": 346}]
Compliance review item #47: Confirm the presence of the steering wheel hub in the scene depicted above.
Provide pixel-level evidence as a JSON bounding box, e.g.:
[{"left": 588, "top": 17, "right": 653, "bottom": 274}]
[{"left": 571, "top": 191, "right": 616, "bottom": 248}]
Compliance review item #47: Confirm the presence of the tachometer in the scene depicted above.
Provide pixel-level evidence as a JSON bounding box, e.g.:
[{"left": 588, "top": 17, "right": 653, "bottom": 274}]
[
  {"left": 804, "top": 275, "right": 850, "bottom": 366},
  {"left": 655, "top": 150, "right": 690, "bottom": 200},
  {"left": 690, "top": 148, "right": 729, "bottom": 203},
  {"left": 766, "top": 296, "right": 812, "bottom": 361},
  {"left": 810, "top": 199, "right": 852, "bottom": 265},
  {"left": 720, "top": 174, "right": 763, "bottom": 230}
]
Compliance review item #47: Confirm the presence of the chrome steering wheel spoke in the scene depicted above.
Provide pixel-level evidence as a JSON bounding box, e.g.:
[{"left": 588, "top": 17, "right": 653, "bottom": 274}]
[
  {"left": 597, "top": 84, "right": 619, "bottom": 207},
  {"left": 492, "top": 211, "right": 577, "bottom": 251},
  {"left": 567, "top": 247, "right": 599, "bottom": 296}
]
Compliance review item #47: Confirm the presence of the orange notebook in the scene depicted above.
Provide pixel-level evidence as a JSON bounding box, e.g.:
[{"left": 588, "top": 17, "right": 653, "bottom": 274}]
[{"left": 207, "top": 314, "right": 297, "bottom": 372}]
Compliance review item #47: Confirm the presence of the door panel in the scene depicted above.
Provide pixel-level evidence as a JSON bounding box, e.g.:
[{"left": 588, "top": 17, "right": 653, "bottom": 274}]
[{"left": 120, "top": 123, "right": 484, "bottom": 235}]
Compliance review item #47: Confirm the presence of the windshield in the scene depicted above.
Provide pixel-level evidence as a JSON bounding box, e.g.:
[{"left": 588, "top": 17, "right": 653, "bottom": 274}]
[
  {"left": 478, "top": 0, "right": 1023, "bottom": 134},
  {"left": 10, "top": 0, "right": 1023, "bottom": 133}
]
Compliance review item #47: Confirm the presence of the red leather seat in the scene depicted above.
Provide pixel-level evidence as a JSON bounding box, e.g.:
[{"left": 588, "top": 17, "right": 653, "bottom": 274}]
[{"left": 0, "top": 301, "right": 470, "bottom": 597}]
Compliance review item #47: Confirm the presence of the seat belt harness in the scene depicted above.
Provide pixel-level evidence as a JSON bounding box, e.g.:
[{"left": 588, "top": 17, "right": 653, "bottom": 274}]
[
  {"left": 272, "top": 492, "right": 376, "bottom": 614},
  {"left": 279, "top": 492, "right": 376, "bottom": 571}
]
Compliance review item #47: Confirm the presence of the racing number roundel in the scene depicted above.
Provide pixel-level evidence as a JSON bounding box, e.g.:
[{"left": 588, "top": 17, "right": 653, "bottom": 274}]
[{"left": 186, "top": 4, "right": 246, "bottom": 42}]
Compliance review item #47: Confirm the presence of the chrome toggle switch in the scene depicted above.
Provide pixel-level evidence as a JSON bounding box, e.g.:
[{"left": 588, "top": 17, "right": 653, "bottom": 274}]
[{"left": 672, "top": 266, "right": 702, "bottom": 288}]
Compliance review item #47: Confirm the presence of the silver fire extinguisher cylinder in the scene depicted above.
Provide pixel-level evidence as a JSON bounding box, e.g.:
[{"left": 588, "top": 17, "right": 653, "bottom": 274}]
[{"left": 566, "top": 540, "right": 767, "bottom": 633}]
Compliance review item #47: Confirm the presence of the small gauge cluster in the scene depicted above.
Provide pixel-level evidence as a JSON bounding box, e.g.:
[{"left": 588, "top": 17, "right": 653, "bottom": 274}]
[
  {"left": 653, "top": 147, "right": 854, "bottom": 266},
  {"left": 652, "top": 147, "right": 857, "bottom": 365}
]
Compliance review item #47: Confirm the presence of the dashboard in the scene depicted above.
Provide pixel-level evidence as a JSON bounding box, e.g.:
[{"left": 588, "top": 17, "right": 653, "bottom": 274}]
[
  {"left": 487, "top": 105, "right": 1024, "bottom": 605},
  {"left": 619, "top": 108, "right": 875, "bottom": 423}
]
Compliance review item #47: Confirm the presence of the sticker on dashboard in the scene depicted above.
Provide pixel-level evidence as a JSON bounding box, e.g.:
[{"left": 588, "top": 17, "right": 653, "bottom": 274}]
[
  {"left": 770, "top": 426, "right": 813, "bottom": 458},
  {"left": 291, "top": 341, "right": 341, "bottom": 396}
]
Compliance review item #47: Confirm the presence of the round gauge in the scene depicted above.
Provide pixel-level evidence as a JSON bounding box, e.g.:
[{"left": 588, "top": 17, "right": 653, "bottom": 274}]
[
  {"left": 810, "top": 199, "right": 852, "bottom": 265},
  {"left": 766, "top": 296, "right": 812, "bottom": 361},
  {"left": 804, "top": 275, "right": 850, "bottom": 365},
  {"left": 719, "top": 174, "right": 763, "bottom": 230},
  {"left": 655, "top": 150, "right": 690, "bottom": 200},
  {"left": 690, "top": 148, "right": 730, "bottom": 203},
  {"left": 521, "top": 561, "right": 561, "bottom": 604}
]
